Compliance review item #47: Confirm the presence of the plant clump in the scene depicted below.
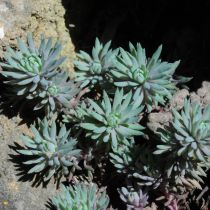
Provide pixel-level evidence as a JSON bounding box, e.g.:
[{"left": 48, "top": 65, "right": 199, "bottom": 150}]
[{"left": 1, "top": 34, "right": 209, "bottom": 210}]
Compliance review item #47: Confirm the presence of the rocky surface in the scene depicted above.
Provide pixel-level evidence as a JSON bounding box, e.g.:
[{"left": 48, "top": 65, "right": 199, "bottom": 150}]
[
  {"left": 147, "top": 81, "right": 210, "bottom": 132},
  {"left": 0, "top": 0, "right": 75, "bottom": 75}
]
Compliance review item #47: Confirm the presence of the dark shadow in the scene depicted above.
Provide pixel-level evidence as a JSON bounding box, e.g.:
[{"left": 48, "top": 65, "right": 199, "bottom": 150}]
[
  {"left": 45, "top": 200, "right": 57, "bottom": 210},
  {"left": 0, "top": 77, "right": 45, "bottom": 126},
  {"left": 61, "top": 0, "right": 210, "bottom": 90}
]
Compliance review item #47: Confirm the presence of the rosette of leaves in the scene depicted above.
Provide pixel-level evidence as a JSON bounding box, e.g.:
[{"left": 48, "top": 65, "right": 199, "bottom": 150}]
[
  {"left": 111, "top": 43, "right": 183, "bottom": 111},
  {"left": 33, "top": 71, "right": 81, "bottom": 113},
  {"left": 0, "top": 33, "right": 66, "bottom": 98},
  {"left": 17, "top": 118, "right": 81, "bottom": 181},
  {"left": 119, "top": 187, "right": 148, "bottom": 210},
  {"left": 154, "top": 99, "right": 210, "bottom": 182},
  {"left": 52, "top": 182, "right": 109, "bottom": 210},
  {"left": 80, "top": 89, "right": 144, "bottom": 148},
  {"left": 74, "top": 38, "right": 118, "bottom": 88},
  {"left": 154, "top": 99, "right": 210, "bottom": 187}
]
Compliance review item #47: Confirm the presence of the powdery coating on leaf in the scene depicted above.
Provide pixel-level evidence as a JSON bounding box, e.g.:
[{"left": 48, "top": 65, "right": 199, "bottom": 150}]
[
  {"left": 80, "top": 89, "right": 144, "bottom": 148},
  {"left": 18, "top": 118, "right": 82, "bottom": 181},
  {"left": 111, "top": 43, "right": 181, "bottom": 111}
]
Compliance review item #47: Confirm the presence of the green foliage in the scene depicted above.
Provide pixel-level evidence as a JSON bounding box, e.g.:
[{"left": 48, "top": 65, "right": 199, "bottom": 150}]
[
  {"left": 80, "top": 89, "right": 144, "bottom": 148},
  {"left": 0, "top": 34, "right": 81, "bottom": 114},
  {"left": 0, "top": 33, "right": 65, "bottom": 97},
  {"left": 74, "top": 38, "right": 118, "bottom": 88},
  {"left": 154, "top": 99, "right": 210, "bottom": 182},
  {"left": 34, "top": 71, "right": 81, "bottom": 112},
  {"left": 111, "top": 43, "right": 180, "bottom": 111},
  {"left": 154, "top": 99, "right": 210, "bottom": 161},
  {"left": 119, "top": 187, "right": 148, "bottom": 210},
  {"left": 109, "top": 138, "right": 136, "bottom": 174},
  {"left": 18, "top": 118, "right": 81, "bottom": 181},
  {"left": 63, "top": 101, "right": 88, "bottom": 124},
  {"left": 2, "top": 34, "right": 208, "bottom": 209},
  {"left": 52, "top": 182, "right": 109, "bottom": 210}
]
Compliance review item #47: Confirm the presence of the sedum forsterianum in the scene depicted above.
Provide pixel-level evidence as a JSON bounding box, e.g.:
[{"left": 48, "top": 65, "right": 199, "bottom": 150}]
[
  {"left": 154, "top": 99, "right": 210, "bottom": 161},
  {"left": 33, "top": 71, "right": 81, "bottom": 112},
  {"left": 74, "top": 38, "right": 118, "bottom": 89},
  {"left": 154, "top": 99, "right": 210, "bottom": 183},
  {"left": 52, "top": 182, "right": 109, "bottom": 210},
  {"left": 0, "top": 34, "right": 65, "bottom": 98},
  {"left": 119, "top": 187, "right": 148, "bottom": 210},
  {"left": 0, "top": 34, "right": 82, "bottom": 115},
  {"left": 18, "top": 118, "right": 81, "bottom": 181},
  {"left": 80, "top": 89, "right": 144, "bottom": 148},
  {"left": 111, "top": 43, "right": 183, "bottom": 111}
]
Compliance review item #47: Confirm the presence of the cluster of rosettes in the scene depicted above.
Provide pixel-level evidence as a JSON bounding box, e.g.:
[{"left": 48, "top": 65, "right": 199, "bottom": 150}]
[
  {"left": 74, "top": 39, "right": 190, "bottom": 112},
  {"left": 0, "top": 34, "right": 81, "bottom": 114},
  {"left": 3, "top": 34, "right": 208, "bottom": 209}
]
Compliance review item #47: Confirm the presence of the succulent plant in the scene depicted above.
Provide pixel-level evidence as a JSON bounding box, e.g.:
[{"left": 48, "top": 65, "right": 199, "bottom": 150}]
[
  {"left": 160, "top": 152, "right": 208, "bottom": 185},
  {"left": 154, "top": 100, "right": 210, "bottom": 160},
  {"left": 80, "top": 89, "right": 144, "bottom": 148},
  {"left": 2, "top": 34, "right": 205, "bottom": 209},
  {"left": 18, "top": 118, "right": 81, "bottom": 181},
  {"left": 33, "top": 71, "right": 81, "bottom": 113},
  {"left": 154, "top": 99, "right": 210, "bottom": 183},
  {"left": 74, "top": 38, "right": 118, "bottom": 88},
  {"left": 111, "top": 43, "right": 183, "bottom": 111},
  {"left": 0, "top": 33, "right": 65, "bottom": 98},
  {"left": 52, "top": 182, "right": 109, "bottom": 210},
  {"left": 119, "top": 187, "right": 148, "bottom": 210}
]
